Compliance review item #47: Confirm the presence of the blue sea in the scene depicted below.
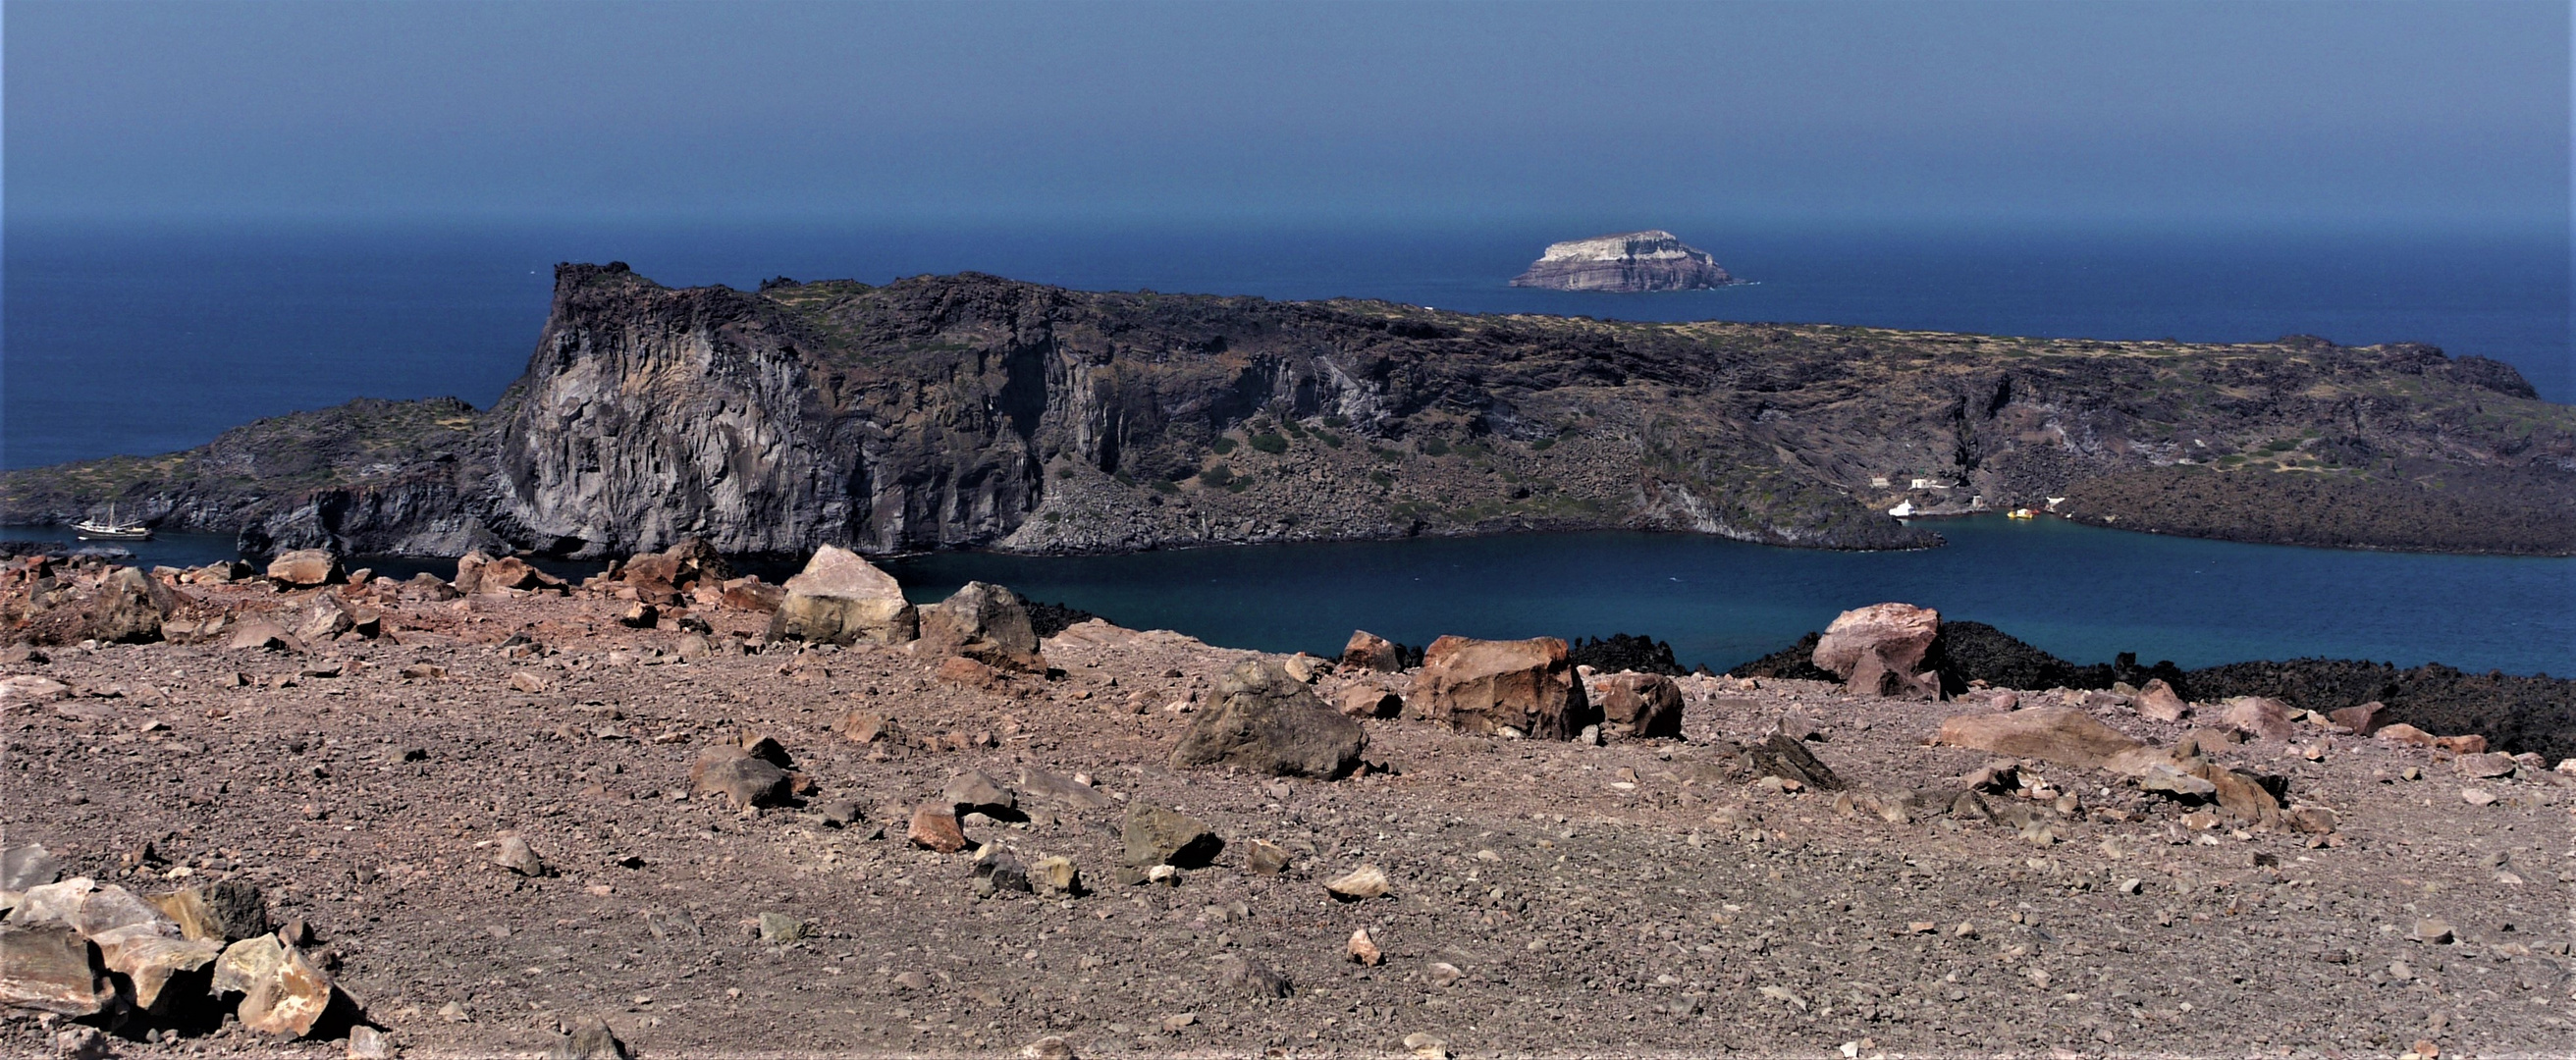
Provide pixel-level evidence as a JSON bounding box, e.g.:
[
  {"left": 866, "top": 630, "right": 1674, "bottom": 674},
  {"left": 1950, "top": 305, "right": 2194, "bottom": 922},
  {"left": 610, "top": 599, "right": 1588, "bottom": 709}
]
[{"left": 4, "top": 218, "right": 2569, "bottom": 674}]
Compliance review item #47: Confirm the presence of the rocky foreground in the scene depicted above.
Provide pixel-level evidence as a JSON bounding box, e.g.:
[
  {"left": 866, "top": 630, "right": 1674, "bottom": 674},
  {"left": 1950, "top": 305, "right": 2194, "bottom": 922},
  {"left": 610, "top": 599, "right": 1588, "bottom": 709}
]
[{"left": 3, "top": 546, "right": 2574, "bottom": 1059}]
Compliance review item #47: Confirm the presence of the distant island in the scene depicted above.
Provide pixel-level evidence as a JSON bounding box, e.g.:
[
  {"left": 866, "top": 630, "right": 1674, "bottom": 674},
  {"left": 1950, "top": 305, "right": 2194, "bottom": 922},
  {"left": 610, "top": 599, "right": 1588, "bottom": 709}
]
[
  {"left": 4, "top": 264, "right": 2570, "bottom": 560},
  {"left": 1509, "top": 230, "right": 1740, "bottom": 292}
]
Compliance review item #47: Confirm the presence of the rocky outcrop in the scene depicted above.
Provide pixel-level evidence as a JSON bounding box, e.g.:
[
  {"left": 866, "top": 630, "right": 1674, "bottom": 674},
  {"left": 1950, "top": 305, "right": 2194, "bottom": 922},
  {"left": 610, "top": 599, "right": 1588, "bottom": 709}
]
[
  {"left": 8, "top": 267, "right": 2571, "bottom": 558},
  {"left": 1510, "top": 231, "right": 1738, "bottom": 292}
]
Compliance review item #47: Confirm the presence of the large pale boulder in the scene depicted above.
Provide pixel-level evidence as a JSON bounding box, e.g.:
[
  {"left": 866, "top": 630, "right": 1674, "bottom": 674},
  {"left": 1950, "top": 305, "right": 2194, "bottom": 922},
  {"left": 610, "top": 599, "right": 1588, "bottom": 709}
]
[
  {"left": 2219, "top": 697, "right": 2295, "bottom": 742},
  {"left": 266, "top": 550, "right": 343, "bottom": 588},
  {"left": 1811, "top": 603, "right": 1941, "bottom": 698},
  {"left": 765, "top": 546, "right": 918, "bottom": 646},
  {"left": 86, "top": 566, "right": 173, "bottom": 643},
  {"left": 1417, "top": 635, "right": 1593, "bottom": 740},
  {"left": 1171, "top": 659, "right": 1368, "bottom": 778},
  {"left": 1339, "top": 630, "right": 1404, "bottom": 672},
  {"left": 1589, "top": 671, "right": 1685, "bottom": 739},
  {"left": 918, "top": 581, "right": 1045, "bottom": 672}
]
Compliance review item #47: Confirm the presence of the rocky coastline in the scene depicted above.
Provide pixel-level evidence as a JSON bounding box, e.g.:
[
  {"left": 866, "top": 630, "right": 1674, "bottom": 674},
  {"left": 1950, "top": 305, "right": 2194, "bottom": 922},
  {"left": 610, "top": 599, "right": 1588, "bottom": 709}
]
[
  {"left": 5, "top": 266, "right": 2571, "bottom": 560},
  {"left": 3, "top": 544, "right": 2572, "bottom": 1057}
]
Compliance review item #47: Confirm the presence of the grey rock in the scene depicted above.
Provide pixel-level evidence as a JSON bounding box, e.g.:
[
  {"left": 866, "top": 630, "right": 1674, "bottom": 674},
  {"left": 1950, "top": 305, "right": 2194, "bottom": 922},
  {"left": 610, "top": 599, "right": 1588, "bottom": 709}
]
[
  {"left": 1016, "top": 768, "right": 1114, "bottom": 810},
  {"left": 1170, "top": 659, "right": 1367, "bottom": 778},
  {"left": 493, "top": 835, "right": 547, "bottom": 876},
  {"left": 548, "top": 1016, "right": 628, "bottom": 1060},
  {"left": 942, "top": 769, "right": 1017, "bottom": 815},
  {"left": 1122, "top": 803, "right": 1222, "bottom": 868},
  {"left": 1, "top": 843, "right": 61, "bottom": 892},
  {"left": 1214, "top": 953, "right": 1291, "bottom": 998},
  {"left": 919, "top": 581, "right": 1045, "bottom": 672}
]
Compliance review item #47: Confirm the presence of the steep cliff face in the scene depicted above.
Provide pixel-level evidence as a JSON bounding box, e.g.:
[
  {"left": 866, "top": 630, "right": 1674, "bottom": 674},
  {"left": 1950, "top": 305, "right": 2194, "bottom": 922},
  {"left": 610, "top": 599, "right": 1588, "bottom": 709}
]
[
  {"left": 1510, "top": 231, "right": 1738, "bottom": 292},
  {"left": 7, "top": 265, "right": 2572, "bottom": 557}
]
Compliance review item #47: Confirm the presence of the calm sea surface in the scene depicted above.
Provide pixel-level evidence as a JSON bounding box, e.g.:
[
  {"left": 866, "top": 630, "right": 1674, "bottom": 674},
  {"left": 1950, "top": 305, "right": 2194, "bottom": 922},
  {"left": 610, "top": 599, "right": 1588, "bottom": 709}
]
[{"left": 4, "top": 219, "right": 2567, "bottom": 674}]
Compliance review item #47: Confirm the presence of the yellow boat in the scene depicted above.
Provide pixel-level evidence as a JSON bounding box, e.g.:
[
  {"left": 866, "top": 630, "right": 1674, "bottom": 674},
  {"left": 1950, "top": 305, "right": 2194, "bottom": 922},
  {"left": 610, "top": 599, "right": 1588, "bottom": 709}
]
[{"left": 2006, "top": 507, "right": 2036, "bottom": 520}]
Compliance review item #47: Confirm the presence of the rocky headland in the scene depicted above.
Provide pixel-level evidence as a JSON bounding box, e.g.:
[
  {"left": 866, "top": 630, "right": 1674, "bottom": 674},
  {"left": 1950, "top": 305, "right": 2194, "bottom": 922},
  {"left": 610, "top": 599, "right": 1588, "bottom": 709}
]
[
  {"left": 1508, "top": 231, "right": 1740, "bottom": 292},
  {"left": 2, "top": 546, "right": 2572, "bottom": 1057},
  {"left": 5, "top": 265, "right": 2573, "bottom": 560}
]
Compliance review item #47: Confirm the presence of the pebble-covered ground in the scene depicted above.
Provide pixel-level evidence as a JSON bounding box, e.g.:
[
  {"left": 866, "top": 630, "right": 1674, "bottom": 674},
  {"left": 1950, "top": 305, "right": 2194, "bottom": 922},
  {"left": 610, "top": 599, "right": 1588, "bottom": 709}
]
[{"left": 4, "top": 576, "right": 2573, "bottom": 1059}]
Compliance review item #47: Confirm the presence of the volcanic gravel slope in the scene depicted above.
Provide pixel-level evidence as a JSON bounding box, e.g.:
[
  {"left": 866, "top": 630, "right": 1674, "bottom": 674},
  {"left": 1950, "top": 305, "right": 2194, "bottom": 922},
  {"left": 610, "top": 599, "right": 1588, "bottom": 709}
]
[{"left": 4, "top": 581, "right": 2574, "bottom": 1058}]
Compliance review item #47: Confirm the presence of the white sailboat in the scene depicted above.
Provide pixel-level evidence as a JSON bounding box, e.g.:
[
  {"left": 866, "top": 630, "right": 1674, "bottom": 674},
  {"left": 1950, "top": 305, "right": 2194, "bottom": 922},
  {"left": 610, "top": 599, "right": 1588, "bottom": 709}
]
[{"left": 72, "top": 503, "right": 152, "bottom": 542}]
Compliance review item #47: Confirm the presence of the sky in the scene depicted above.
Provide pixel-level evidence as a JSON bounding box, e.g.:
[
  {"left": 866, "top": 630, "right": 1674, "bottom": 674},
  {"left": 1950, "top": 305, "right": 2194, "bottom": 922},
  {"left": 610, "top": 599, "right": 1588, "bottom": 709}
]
[{"left": 3, "top": 1, "right": 2568, "bottom": 230}]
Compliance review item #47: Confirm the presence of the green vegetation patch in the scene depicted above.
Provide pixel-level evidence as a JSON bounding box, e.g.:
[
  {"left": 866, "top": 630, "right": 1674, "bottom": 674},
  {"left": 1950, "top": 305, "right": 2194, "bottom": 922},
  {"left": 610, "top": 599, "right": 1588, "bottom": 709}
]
[{"left": 1248, "top": 433, "right": 1289, "bottom": 454}]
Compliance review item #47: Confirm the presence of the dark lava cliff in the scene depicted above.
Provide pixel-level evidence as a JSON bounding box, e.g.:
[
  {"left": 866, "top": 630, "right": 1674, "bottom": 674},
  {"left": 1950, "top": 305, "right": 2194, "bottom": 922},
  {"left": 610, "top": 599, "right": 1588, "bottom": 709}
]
[{"left": 7, "top": 264, "right": 2572, "bottom": 558}]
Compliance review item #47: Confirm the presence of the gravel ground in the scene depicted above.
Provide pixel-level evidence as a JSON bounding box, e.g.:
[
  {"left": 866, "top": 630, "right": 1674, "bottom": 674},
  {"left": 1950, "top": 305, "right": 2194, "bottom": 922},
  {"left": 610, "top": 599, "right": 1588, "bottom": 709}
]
[{"left": 4, "top": 578, "right": 2573, "bottom": 1058}]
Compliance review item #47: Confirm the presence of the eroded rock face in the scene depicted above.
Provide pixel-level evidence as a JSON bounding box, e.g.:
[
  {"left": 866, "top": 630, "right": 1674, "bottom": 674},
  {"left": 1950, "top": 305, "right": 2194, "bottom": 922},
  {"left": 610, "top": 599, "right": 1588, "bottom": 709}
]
[
  {"left": 764, "top": 546, "right": 918, "bottom": 647},
  {"left": 918, "top": 581, "right": 1045, "bottom": 672},
  {"left": 1812, "top": 603, "right": 1942, "bottom": 698},
  {"left": 1170, "top": 659, "right": 1368, "bottom": 778},
  {"left": 1510, "top": 231, "right": 1738, "bottom": 292},
  {"left": 1418, "top": 636, "right": 1594, "bottom": 740}
]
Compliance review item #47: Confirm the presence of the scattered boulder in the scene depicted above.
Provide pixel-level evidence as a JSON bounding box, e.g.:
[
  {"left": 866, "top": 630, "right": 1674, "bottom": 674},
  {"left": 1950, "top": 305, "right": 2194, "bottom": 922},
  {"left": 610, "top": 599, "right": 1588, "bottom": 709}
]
[
  {"left": 2456, "top": 752, "right": 2517, "bottom": 778},
  {"left": 1215, "top": 953, "right": 1291, "bottom": 997},
  {"left": 1030, "top": 856, "right": 1081, "bottom": 897},
  {"left": 2433, "top": 734, "right": 2488, "bottom": 755},
  {"left": 1811, "top": 603, "right": 1941, "bottom": 698},
  {"left": 1589, "top": 671, "right": 1684, "bottom": 739},
  {"left": 0, "top": 923, "right": 116, "bottom": 1016},
  {"left": 2328, "top": 701, "right": 2388, "bottom": 736},
  {"left": 617, "top": 537, "right": 729, "bottom": 606},
  {"left": 909, "top": 805, "right": 968, "bottom": 854},
  {"left": 1332, "top": 685, "right": 1404, "bottom": 719},
  {"left": 1015, "top": 768, "right": 1113, "bottom": 810},
  {"left": 492, "top": 834, "right": 548, "bottom": 876},
  {"left": 226, "top": 617, "right": 301, "bottom": 653},
  {"left": 87, "top": 566, "right": 174, "bottom": 643},
  {"left": 1935, "top": 707, "right": 2147, "bottom": 768},
  {"left": 150, "top": 879, "right": 271, "bottom": 943},
  {"left": 1744, "top": 733, "right": 1844, "bottom": 791},
  {"left": 2219, "top": 697, "right": 2295, "bottom": 742},
  {"left": 1340, "top": 630, "right": 1403, "bottom": 672},
  {"left": 1347, "top": 928, "right": 1382, "bottom": 966},
  {"left": 456, "top": 554, "right": 561, "bottom": 596},
  {"left": 93, "top": 925, "right": 221, "bottom": 1014},
  {"left": 1323, "top": 864, "right": 1391, "bottom": 901},
  {"left": 549, "top": 1015, "right": 629, "bottom": 1060},
  {"left": 1417, "top": 635, "right": 1594, "bottom": 740},
  {"left": 1121, "top": 803, "right": 1221, "bottom": 868},
  {"left": 690, "top": 747, "right": 792, "bottom": 809},
  {"left": 918, "top": 581, "right": 1046, "bottom": 672},
  {"left": 2375, "top": 722, "right": 2436, "bottom": 748},
  {"left": 1245, "top": 840, "right": 1292, "bottom": 875},
  {"left": 267, "top": 550, "right": 343, "bottom": 588},
  {"left": 2, "top": 842, "right": 62, "bottom": 891},
  {"left": 215, "top": 935, "right": 337, "bottom": 1036},
  {"left": 1170, "top": 659, "right": 1368, "bottom": 778},
  {"left": 941, "top": 769, "right": 1017, "bottom": 816},
  {"left": 719, "top": 577, "right": 785, "bottom": 612},
  {"left": 2134, "top": 679, "right": 2189, "bottom": 722},
  {"left": 765, "top": 546, "right": 919, "bottom": 647}
]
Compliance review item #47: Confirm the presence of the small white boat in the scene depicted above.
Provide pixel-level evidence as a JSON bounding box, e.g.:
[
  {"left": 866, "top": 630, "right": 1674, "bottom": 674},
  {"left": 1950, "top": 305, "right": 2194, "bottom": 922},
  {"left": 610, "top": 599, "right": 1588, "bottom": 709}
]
[
  {"left": 72, "top": 504, "right": 152, "bottom": 542},
  {"left": 1886, "top": 501, "right": 1915, "bottom": 517}
]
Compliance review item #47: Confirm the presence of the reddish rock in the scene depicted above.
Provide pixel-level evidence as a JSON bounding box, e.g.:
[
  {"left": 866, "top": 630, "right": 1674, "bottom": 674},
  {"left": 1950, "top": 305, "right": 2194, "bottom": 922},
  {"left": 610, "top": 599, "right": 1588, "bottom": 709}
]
[
  {"left": 1417, "top": 635, "right": 1592, "bottom": 740},
  {"left": 2134, "top": 679, "right": 2189, "bottom": 722},
  {"left": 909, "top": 805, "right": 968, "bottom": 853},
  {"left": 719, "top": 577, "right": 784, "bottom": 612},
  {"left": 2328, "top": 701, "right": 2387, "bottom": 736},
  {"left": 2219, "top": 697, "right": 2295, "bottom": 742},
  {"left": 1810, "top": 603, "right": 1941, "bottom": 699},
  {"left": 1333, "top": 685, "right": 1403, "bottom": 719},
  {"left": 935, "top": 656, "right": 1000, "bottom": 688},
  {"left": 0, "top": 923, "right": 116, "bottom": 1016},
  {"left": 2433, "top": 734, "right": 2488, "bottom": 755},
  {"left": 2375, "top": 722, "right": 2436, "bottom": 747},
  {"left": 1339, "top": 630, "right": 1404, "bottom": 673},
  {"left": 1590, "top": 671, "right": 1684, "bottom": 739}
]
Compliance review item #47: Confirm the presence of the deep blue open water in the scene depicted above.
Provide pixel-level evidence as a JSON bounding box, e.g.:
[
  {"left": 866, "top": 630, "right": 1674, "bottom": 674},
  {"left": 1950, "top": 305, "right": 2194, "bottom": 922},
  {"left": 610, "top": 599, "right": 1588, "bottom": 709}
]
[{"left": 4, "top": 218, "right": 2567, "bottom": 674}]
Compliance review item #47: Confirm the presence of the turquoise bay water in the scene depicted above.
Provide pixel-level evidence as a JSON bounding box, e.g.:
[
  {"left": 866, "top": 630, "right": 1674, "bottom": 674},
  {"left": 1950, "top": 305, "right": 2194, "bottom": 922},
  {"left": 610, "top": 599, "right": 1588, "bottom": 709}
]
[{"left": 885, "top": 515, "right": 2575, "bottom": 677}]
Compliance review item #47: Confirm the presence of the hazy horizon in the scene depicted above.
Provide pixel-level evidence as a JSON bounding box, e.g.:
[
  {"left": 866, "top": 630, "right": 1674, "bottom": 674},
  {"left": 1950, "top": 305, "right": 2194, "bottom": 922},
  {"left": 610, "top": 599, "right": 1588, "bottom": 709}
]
[{"left": 6, "top": 1, "right": 2567, "bottom": 232}]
